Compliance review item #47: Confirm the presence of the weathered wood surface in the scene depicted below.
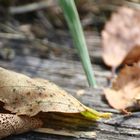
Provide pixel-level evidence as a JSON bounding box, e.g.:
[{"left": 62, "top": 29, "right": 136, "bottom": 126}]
[{"left": 1, "top": 55, "right": 140, "bottom": 140}]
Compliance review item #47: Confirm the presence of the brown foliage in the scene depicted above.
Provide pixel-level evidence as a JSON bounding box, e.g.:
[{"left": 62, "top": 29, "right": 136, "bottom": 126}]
[
  {"left": 102, "top": 7, "right": 140, "bottom": 68},
  {"left": 0, "top": 67, "right": 85, "bottom": 116},
  {"left": 104, "top": 63, "right": 140, "bottom": 111}
]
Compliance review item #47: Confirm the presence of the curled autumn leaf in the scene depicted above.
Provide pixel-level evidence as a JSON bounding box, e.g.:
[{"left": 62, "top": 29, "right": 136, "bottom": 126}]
[
  {"left": 104, "top": 62, "right": 140, "bottom": 111},
  {"left": 102, "top": 7, "right": 140, "bottom": 68},
  {"left": 0, "top": 113, "right": 42, "bottom": 139},
  {"left": 0, "top": 67, "right": 111, "bottom": 121}
]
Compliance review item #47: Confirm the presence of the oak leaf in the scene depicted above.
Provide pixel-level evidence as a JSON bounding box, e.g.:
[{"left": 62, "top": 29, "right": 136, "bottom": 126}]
[
  {"left": 102, "top": 7, "right": 140, "bottom": 68},
  {"left": 104, "top": 63, "right": 140, "bottom": 111}
]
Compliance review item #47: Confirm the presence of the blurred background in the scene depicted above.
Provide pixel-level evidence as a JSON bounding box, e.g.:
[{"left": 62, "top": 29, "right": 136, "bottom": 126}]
[
  {"left": 0, "top": 0, "right": 139, "bottom": 62},
  {"left": 0, "top": 0, "right": 139, "bottom": 88}
]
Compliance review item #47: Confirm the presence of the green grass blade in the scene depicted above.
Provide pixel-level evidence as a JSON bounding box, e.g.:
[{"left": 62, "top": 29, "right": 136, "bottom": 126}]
[{"left": 59, "top": 0, "right": 97, "bottom": 87}]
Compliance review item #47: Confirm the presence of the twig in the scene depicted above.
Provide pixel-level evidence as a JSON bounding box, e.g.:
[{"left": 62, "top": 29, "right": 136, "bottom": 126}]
[
  {"left": 0, "top": 32, "right": 71, "bottom": 53},
  {"left": 9, "top": 1, "right": 57, "bottom": 14},
  {"left": 37, "top": 10, "right": 55, "bottom": 31},
  {"left": 125, "top": 1, "right": 140, "bottom": 10},
  {"left": 0, "top": 32, "right": 32, "bottom": 40},
  {"left": 36, "top": 10, "right": 56, "bottom": 39}
]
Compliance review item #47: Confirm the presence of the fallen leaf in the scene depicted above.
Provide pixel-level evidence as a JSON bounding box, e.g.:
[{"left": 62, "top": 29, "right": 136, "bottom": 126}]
[
  {"left": 0, "top": 67, "right": 111, "bottom": 120},
  {"left": 104, "top": 63, "right": 140, "bottom": 111},
  {"left": 0, "top": 113, "right": 42, "bottom": 139},
  {"left": 102, "top": 7, "right": 140, "bottom": 68}
]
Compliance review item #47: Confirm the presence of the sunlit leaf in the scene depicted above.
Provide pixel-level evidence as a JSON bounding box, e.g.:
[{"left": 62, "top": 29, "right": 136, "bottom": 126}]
[{"left": 0, "top": 67, "right": 111, "bottom": 120}]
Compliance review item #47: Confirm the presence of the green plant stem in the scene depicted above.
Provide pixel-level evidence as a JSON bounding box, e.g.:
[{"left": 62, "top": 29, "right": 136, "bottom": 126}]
[{"left": 59, "top": 0, "right": 97, "bottom": 87}]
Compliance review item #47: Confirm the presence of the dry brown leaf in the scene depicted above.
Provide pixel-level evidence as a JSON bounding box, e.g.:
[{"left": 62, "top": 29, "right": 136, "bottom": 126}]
[
  {"left": 0, "top": 67, "right": 85, "bottom": 116},
  {"left": 0, "top": 113, "right": 42, "bottom": 139},
  {"left": 102, "top": 7, "right": 140, "bottom": 68},
  {"left": 0, "top": 67, "right": 111, "bottom": 120},
  {"left": 104, "top": 63, "right": 140, "bottom": 111},
  {"left": 0, "top": 67, "right": 111, "bottom": 138}
]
